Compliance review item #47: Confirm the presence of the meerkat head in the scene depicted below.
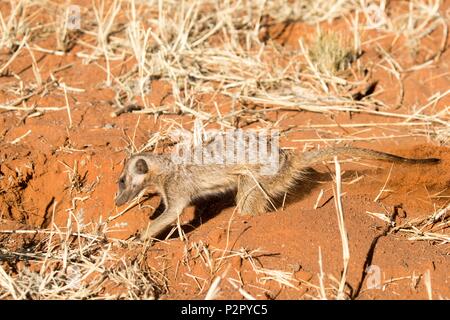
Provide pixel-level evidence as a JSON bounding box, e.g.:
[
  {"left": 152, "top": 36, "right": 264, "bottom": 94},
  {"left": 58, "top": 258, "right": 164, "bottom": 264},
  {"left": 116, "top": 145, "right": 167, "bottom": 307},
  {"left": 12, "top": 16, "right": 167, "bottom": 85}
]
[{"left": 115, "top": 155, "right": 160, "bottom": 206}]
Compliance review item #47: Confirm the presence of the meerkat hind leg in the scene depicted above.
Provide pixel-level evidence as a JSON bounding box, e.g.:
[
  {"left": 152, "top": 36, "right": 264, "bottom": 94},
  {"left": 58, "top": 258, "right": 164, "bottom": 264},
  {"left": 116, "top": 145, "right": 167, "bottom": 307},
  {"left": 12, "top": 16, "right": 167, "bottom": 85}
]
[{"left": 236, "top": 175, "right": 269, "bottom": 216}]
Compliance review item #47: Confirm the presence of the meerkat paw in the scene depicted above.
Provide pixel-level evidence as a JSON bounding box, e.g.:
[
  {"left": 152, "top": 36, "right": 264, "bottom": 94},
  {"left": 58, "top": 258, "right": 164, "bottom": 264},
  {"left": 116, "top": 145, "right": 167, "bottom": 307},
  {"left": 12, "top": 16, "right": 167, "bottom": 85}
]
[
  {"left": 139, "top": 232, "right": 150, "bottom": 242},
  {"left": 237, "top": 209, "right": 256, "bottom": 216},
  {"left": 139, "top": 232, "right": 151, "bottom": 242},
  {"left": 140, "top": 225, "right": 158, "bottom": 242},
  {"left": 237, "top": 201, "right": 268, "bottom": 216}
]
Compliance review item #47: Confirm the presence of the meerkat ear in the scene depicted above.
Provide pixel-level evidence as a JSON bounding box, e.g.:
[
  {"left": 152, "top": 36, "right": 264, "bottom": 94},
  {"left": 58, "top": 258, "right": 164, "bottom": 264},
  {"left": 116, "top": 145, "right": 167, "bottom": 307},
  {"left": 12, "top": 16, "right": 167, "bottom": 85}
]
[{"left": 134, "top": 158, "right": 149, "bottom": 174}]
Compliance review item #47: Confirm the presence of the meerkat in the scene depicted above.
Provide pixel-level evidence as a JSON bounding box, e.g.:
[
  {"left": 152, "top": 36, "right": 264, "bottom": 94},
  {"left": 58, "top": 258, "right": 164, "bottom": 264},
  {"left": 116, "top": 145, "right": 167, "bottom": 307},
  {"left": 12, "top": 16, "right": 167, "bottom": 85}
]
[{"left": 115, "top": 147, "right": 439, "bottom": 240}]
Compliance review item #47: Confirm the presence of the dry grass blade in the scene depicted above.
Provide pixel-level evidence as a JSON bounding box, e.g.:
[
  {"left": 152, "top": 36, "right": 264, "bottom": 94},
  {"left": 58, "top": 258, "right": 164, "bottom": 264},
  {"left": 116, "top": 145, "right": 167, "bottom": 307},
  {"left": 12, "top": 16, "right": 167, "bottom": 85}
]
[
  {"left": 333, "top": 156, "right": 350, "bottom": 300},
  {"left": 317, "top": 246, "right": 327, "bottom": 300},
  {"left": 204, "top": 275, "right": 222, "bottom": 300},
  {"left": 392, "top": 202, "right": 450, "bottom": 245}
]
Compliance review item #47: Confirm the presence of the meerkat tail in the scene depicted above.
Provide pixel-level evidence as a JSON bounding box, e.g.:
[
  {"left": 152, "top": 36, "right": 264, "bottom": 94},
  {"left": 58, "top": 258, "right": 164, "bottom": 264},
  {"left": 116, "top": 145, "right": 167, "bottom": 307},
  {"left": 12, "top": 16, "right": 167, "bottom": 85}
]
[{"left": 298, "top": 147, "right": 440, "bottom": 167}]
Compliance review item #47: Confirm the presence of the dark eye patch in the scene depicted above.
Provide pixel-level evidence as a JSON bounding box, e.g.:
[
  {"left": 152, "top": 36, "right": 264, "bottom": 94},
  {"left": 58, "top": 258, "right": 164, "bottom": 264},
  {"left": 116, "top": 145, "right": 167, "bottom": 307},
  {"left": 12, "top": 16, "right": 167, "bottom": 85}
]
[
  {"left": 118, "top": 177, "right": 126, "bottom": 189},
  {"left": 135, "top": 159, "right": 148, "bottom": 174}
]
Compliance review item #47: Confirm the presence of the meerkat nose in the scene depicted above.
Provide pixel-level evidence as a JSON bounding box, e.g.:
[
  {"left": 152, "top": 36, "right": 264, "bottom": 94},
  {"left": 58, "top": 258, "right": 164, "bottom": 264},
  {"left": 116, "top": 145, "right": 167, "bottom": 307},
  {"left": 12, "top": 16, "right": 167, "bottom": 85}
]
[
  {"left": 115, "top": 197, "right": 125, "bottom": 206},
  {"left": 115, "top": 192, "right": 126, "bottom": 206}
]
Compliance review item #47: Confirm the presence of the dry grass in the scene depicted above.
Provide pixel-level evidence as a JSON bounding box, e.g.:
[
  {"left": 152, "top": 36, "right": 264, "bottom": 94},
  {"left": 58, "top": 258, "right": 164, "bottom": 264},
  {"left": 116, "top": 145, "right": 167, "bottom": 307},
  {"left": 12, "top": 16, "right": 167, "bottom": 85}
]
[
  {"left": 0, "top": 0, "right": 448, "bottom": 300},
  {"left": 308, "top": 30, "right": 356, "bottom": 75},
  {"left": 0, "top": 218, "right": 166, "bottom": 299}
]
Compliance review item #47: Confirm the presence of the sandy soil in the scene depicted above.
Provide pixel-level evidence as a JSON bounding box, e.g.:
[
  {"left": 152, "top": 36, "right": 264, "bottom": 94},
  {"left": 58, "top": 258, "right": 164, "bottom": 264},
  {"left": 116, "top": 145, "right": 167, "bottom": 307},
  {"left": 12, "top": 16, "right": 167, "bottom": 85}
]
[{"left": 0, "top": 0, "right": 449, "bottom": 299}]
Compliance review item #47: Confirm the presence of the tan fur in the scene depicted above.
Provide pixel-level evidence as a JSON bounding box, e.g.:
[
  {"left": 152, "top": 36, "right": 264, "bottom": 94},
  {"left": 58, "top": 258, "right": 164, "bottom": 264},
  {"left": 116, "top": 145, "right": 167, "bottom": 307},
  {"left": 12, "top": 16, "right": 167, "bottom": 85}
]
[{"left": 115, "top": 147, "right": 439, "bottom": 240}]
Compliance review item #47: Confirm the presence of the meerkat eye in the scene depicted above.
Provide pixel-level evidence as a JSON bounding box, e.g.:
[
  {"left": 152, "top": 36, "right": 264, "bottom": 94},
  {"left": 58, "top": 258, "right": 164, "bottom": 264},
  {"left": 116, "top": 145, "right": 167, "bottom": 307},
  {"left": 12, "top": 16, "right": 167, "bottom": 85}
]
[
  {"left": 118, "top": 177, "right": 126, "bottom": 189},
  {"left": 135, "top": 159, "right": 148, "bottom": 174}
]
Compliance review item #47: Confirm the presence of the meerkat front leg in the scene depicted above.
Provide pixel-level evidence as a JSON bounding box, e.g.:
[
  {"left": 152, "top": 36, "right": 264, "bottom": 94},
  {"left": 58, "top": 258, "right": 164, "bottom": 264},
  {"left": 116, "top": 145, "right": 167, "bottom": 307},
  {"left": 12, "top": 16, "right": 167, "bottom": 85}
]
[
  {"left": 236, "top": 175, "right": 268, "bottom": 215},
  {"left": 140, "top": 195, "right": 189, "bottom": 241}
]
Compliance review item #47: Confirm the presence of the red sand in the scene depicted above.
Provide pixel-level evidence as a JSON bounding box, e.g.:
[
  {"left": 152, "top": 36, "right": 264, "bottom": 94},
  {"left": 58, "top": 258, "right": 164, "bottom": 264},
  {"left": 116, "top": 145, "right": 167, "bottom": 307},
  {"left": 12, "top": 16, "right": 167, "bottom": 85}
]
[{"left": 0, "top": 1, "right": 449, "bottom": 299}]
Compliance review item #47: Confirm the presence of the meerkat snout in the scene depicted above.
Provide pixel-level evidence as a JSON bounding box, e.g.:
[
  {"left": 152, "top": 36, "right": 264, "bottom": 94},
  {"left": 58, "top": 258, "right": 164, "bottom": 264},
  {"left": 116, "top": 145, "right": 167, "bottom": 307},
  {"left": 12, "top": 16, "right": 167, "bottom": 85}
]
[{"left": 115, "top": 158, "right": 149, "bottom": 206}]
